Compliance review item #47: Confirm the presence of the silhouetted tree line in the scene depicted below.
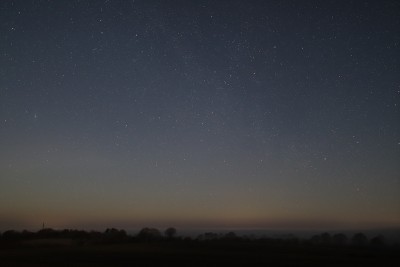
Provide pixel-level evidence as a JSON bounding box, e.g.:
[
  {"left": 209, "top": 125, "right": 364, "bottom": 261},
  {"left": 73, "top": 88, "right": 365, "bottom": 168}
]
[
  {"left": 0, "top": 228, "right": 392, "bottom": 248},
  {"left": 308, "top": 232, "right": 385, "bottom": 247},
  {"left": 0, "top": 227, "right": 177, "bottom": 245}
]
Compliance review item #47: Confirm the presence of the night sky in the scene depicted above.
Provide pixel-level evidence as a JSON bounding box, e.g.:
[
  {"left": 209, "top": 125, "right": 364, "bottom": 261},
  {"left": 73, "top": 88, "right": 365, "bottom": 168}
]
[{"left": 1, "top": 0, "right": 399, "bottom": 231}]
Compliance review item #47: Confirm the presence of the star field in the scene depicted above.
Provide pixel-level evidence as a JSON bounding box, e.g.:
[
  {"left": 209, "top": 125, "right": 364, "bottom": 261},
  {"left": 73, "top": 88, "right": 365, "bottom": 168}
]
[{"left": 0, "top": 0, "right": 399, "bottom": 230}]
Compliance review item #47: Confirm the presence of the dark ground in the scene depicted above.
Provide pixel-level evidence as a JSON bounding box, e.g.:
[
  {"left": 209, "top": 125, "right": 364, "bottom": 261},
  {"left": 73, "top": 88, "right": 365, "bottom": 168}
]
[{"left": 1, "top": 241, "right": 399, "bottom": 267}]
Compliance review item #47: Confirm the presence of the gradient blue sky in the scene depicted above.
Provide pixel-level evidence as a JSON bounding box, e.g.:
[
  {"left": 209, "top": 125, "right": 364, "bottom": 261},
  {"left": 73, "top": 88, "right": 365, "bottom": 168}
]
[{"left": 0, "top": 0, "right": 399, "bottom": 231}]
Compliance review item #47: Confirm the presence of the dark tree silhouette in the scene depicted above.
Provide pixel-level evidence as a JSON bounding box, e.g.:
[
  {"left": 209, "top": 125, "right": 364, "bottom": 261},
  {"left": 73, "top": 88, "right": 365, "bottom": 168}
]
[
  {"left": 164, "top": 227, "right": 177, "bottom": 239},
  {"left": 352, "top": 232, "right": 368, "bottom": 246},
  {"left": 223, "top": 231, "right": 238, "bottom": 241},
  {"left": 197, "top": 232, "right": 219, "bottom": 241},
  {"left": 37, "top": 228, "right": 58, "bottom": 238},
  {"left": 137, "top": 227, "right": 162, "bottom": 241},
  {"left": 21, "top": 230, "right": 35, "bottom": 240},
  {"left": 104, "top": 228, "right": 127, "bottom": 242},
  {"left": 310, "top": 234, "right": 321, "bottom": 244},
  {"left": 320, "top": 232, "right": 331, "bottom": 245},
  {"left": 370, "top": 235, "right": 385, "bottom": 247},
  {"left": 2, "top": 230, "right": 21, "bottom": 241},
  {"left": 332, "top": 233, "right": 348, "bottom": 246}
]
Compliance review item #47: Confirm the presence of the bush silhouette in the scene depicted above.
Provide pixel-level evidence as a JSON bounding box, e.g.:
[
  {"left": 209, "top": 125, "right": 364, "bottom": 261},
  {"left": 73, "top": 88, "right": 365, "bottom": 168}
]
[{"left": 164, "top": 227, "right": 177, "bottom": 239}]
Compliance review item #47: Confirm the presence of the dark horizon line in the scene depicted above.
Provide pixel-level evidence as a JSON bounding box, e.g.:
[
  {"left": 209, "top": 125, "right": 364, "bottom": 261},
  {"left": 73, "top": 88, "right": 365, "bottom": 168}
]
[{"left": 2, "top": 225, "right": 399, "bottom": 234}]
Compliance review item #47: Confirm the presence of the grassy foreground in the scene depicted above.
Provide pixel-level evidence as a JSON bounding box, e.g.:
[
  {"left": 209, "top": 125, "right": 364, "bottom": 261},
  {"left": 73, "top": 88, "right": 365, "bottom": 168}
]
[{"left": 1, "top": 240, "right": 399, "bottom": 266}]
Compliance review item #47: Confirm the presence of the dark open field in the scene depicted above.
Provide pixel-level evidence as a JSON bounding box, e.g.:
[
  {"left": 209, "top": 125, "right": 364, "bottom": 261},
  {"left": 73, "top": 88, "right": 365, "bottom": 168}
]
[{"left": 1, "top": 241, "right": 399, "bottom": 267}]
